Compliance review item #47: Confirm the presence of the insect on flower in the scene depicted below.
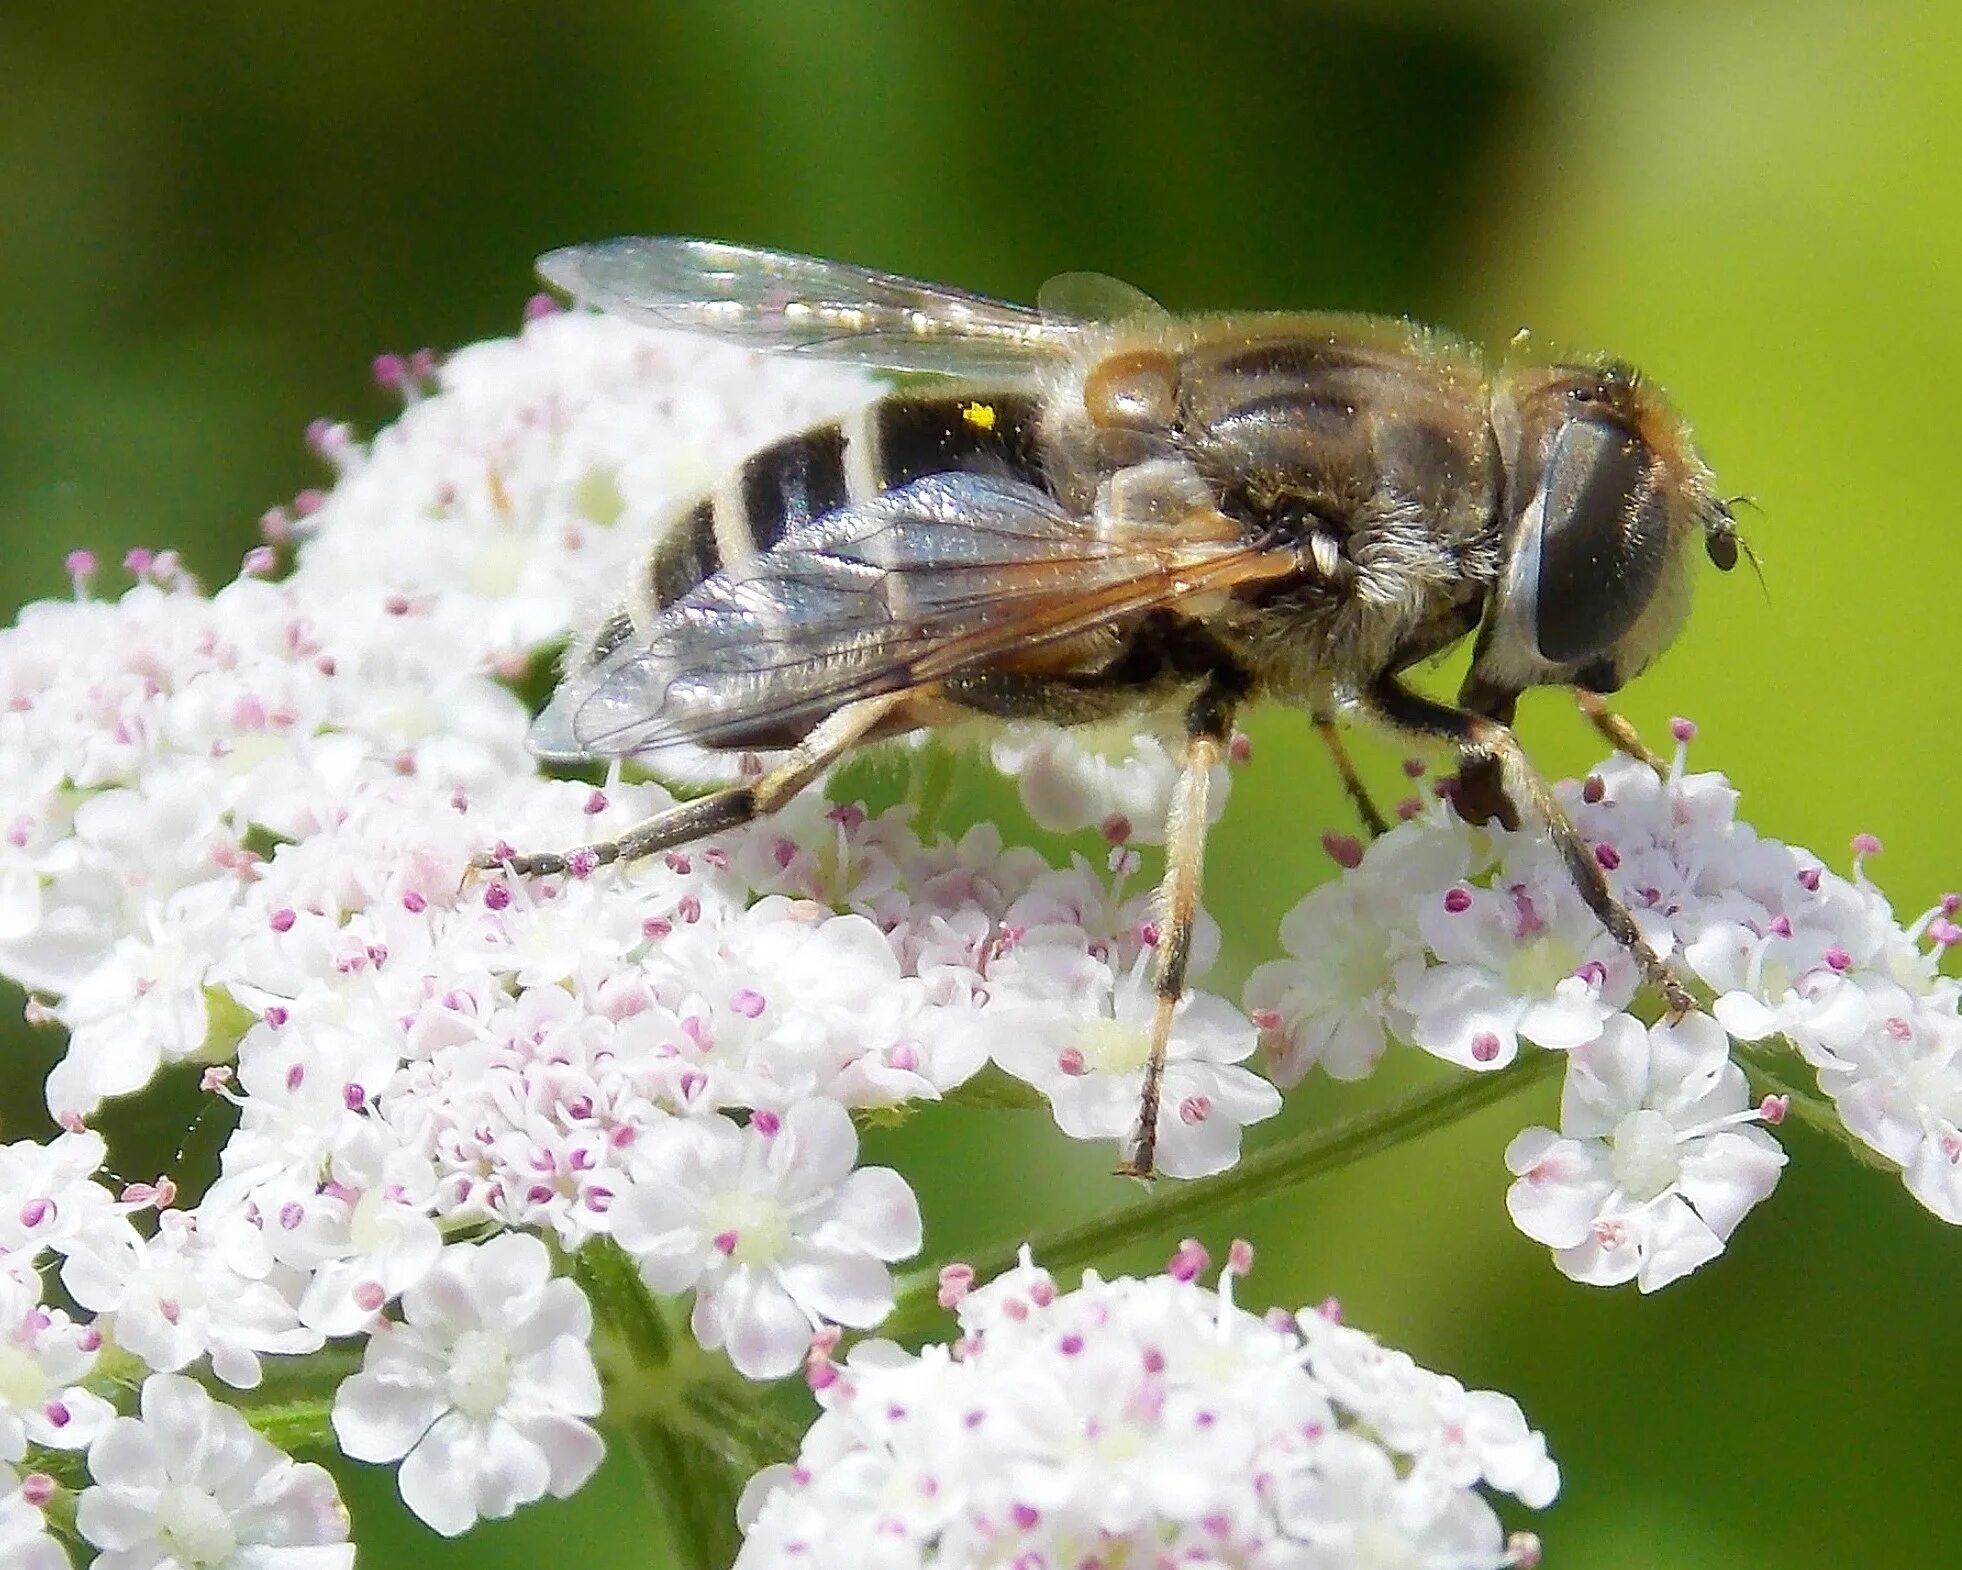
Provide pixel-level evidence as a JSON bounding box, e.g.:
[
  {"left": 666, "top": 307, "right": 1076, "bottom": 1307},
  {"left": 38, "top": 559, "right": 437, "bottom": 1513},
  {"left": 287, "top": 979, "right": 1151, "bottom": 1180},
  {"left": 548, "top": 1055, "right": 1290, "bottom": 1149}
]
[{"left": 482, "top": 236, "right": 1742, "bottom": 1177}]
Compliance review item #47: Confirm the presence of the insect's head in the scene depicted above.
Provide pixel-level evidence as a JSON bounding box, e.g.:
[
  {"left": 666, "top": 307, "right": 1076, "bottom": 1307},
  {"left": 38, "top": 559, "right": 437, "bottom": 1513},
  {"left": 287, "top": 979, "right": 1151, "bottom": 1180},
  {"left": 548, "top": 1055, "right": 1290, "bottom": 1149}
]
[{"left": 1474, "top": 358, "right": 1734, "bottom": 698}]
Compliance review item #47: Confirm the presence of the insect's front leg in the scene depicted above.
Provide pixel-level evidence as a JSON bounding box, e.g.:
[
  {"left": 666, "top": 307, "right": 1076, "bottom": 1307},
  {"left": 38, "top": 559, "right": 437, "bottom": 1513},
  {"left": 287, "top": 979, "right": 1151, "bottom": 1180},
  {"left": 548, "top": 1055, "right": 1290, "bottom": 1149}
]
[
  {"left": 1574, "top": 689, "right": 1667, "bottom": 776},
  {"left": 1365, "top": 675, "right": 1695, "bottom": 1018},
  {"left": 477, "top": 694, "right": 903, "bottom": 877},
  {"left": 1119, "top": 673, "right": 1245, "bottom": 1180},
  {"left": 1444, "top": 674, "right": 1519, "bottom": 830}
]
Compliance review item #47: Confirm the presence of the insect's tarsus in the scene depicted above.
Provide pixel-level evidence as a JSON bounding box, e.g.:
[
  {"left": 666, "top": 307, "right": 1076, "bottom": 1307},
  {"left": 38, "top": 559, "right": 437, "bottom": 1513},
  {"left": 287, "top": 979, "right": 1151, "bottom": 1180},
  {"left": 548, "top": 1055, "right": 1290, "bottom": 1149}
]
[
  {"left": 1573, "top": 690, "right": 1667, "bottom": 776},
  {"left": 1313, "top": 712, "right": 1391, "bottom": 839},
  {"left": 477, "top": 695, "right": 903, "bottom": 879}
]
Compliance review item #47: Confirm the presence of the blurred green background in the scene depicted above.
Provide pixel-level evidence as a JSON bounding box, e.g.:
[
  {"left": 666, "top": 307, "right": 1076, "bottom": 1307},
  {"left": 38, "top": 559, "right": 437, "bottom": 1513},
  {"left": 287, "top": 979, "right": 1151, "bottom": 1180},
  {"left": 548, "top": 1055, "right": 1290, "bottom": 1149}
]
[{"left": 4, "top": 3, "right": 1959, "bottom": 1566}]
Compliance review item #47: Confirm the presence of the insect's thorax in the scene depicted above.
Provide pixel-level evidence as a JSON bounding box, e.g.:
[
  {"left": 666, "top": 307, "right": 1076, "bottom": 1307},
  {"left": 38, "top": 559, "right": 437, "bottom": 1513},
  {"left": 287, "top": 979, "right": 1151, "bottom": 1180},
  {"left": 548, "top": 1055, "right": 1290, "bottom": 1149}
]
[{"left": 1043, "top": 316, "right": 1508, "bottom": 703}]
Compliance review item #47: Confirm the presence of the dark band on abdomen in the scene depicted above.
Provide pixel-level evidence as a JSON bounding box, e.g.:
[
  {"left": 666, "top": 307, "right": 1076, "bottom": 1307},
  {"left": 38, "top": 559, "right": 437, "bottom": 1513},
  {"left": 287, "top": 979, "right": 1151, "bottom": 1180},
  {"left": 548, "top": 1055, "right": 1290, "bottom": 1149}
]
[
  {"left": 648, "top": 497, "right": 722, "bottom": 608},
  {"left": 740, "top": 425, "right": 850, "bottom": 552},
  {"left": 872, "top": 393, "right": 1046, "bottom": 488},
  {"left": 633, "top": 393, "right": 1047, "bottom": 630}
]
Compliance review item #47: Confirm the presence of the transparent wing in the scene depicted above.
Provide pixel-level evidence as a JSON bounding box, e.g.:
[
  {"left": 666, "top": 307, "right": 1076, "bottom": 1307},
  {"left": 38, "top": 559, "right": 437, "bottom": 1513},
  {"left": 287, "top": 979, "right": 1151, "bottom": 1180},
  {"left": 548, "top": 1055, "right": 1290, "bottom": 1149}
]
[
  {"left": 538, "top": 236, "right": 1088, "bottom": 377},
  {"left": 1034, "top": 270, "right": 1169, "bottom": 327},
  {"left": 531, "top": 472, "right": 1292, "bottom": 763}
]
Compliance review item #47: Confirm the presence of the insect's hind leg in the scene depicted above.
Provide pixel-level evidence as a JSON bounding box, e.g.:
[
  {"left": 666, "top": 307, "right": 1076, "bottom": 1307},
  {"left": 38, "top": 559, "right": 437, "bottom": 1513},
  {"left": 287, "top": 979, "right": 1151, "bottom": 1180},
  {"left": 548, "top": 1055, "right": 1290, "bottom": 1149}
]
[
  {"left": 478, "top": 695, "right": 904, "bottom": 877},
  {"left": 1366, "top": 675, "right": 1694, "bottom": 1017},
  {"left": 1574, "top": 690, "right": 1666, "bottom": 776},
  {"left": 1118, "top": 676, "right": 1242, "bottom": 1180}
]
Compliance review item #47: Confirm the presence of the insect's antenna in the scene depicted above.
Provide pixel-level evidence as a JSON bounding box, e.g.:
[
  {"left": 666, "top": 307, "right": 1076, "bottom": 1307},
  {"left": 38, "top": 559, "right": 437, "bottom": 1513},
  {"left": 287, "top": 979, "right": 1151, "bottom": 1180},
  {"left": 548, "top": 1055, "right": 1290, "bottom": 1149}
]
[
  {"left": 1721, "top": 494, "right": 1769, "bottom": 602},
  {"left": 1739, "top": 534, "right": 1769, "bottom": 600}
]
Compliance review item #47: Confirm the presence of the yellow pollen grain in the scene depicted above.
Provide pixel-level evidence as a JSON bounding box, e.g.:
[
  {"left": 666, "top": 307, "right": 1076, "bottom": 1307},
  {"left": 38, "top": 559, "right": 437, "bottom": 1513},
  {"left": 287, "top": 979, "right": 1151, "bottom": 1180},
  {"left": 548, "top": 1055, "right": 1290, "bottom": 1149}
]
[{"left": 961, "top": 400, "right": 997, "bottom": 432}]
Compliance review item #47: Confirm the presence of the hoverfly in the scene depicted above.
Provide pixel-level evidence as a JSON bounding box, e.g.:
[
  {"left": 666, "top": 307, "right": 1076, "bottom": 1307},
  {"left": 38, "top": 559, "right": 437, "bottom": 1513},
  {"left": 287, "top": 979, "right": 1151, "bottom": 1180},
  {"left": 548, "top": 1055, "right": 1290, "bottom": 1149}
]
[{"left": 484, "top": 236, "right": 1739, "bottom": 1178}]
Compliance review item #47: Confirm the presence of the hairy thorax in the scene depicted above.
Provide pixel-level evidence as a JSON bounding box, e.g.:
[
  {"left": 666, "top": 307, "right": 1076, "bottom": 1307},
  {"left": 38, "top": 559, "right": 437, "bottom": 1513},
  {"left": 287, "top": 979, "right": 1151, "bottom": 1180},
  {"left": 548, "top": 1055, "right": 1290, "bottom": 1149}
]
[{"left": 1041, "top": 314, "right": 1508, "bottom": 710}]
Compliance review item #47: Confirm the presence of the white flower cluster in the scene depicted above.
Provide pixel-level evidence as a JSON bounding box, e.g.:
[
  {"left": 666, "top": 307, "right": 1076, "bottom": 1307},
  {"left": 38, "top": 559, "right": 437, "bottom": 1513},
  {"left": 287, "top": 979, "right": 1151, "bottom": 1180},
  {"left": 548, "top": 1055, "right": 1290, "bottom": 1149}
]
[
  {"left": 0, "top": 1303, "right": 355, "bottom": 1567},
  {"left": 1249, "top": 736, "right": 1960, "bottom": 1290},
  {"left": 0, "top": 285, "right": 1952, "bottom": 1561},
  {"left": 738, "top": 1248, "right": 1552, "bottom": 1570},
  {"left": 0, "top": 304, "right": 1285, "bottom": 1552}
]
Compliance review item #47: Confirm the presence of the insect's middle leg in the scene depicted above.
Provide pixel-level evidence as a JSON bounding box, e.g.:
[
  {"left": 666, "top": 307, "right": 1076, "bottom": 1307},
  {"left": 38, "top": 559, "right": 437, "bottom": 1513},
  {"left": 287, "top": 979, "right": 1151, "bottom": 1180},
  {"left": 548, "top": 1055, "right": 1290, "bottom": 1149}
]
[
  {"left": 1118, "top": 678, "right": 1240, "bottom": 1180},
  {"left": 1366, "top": 675, "right": 1694, "bottom": 1017},
  {"left": 478, "top": 694, "right": 903, "bottom": 877},
  {"left": 1312, "top": 711, "right": 1390, "bottom": 838}
]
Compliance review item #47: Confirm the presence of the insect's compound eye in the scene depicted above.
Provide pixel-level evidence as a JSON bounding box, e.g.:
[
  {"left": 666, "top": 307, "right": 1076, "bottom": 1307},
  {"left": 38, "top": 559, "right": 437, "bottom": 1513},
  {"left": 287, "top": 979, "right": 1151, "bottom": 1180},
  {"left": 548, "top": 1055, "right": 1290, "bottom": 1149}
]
[
  {"left": 1705, "top": 526, "right": 1739, "bottom": 572},
  {"left": 1527, "top": 417, "right": 1668, "bottom": 664}
]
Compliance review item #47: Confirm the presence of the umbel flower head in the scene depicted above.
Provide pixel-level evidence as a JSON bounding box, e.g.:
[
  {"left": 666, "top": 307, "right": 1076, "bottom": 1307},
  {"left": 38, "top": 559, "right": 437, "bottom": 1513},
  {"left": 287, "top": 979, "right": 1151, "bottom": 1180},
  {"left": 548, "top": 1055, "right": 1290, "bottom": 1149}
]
[
  {"left": 738, "top": 1247, "right": 1552, "bottom": 1570},
  {"left": 0, "top": 293, "right": 1950, "bottom": 1565},
  {"left": 1248, "top": 734, "right": 1961, "bottom": 1290}
]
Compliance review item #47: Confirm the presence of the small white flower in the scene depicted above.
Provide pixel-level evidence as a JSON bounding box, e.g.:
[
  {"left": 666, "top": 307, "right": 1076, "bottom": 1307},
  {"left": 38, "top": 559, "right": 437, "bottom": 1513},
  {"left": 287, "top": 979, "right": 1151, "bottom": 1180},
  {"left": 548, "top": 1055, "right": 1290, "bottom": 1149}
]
[
  {"left": 0, "top": 1271, "right": 115, "bottom": 1460},
  {"left": 51, "top": 901, "right": 224, "bottom": 1111},
  {"left": 1686, "top": 917, "right": 1870, "bottom": 1064},
  {"left": 612, "top": 1100, "right": 922, "bottom": 1379},
  {"left": 78, "top": 1372, "right": 352, "bottom": 1570},
  {"left": 1246, "top": 878, "right": 1409, "bottom": 1087},
  {"left": 989, "top": 722, "right": 1229, "bottom": 844},
  {"left": 1397, "top": 871, "right": 1635, "bottom": 1071},
  {"left": 1295, "top": 1308, "right": 1559, "bottom": 1509},
  {"left": 0, "top": 1128, "right": 143, "bottom": 1271},
  {"left": 277, "top": 1150, "right": 445, "bottom": 1337},
  {"left": 65, "top": 1209, "right": 322, "bottom": 1389},
  {"left": 1244, "top": 814, "right": 1481, "bottom": 1086},
  {"left": 988, "top": 961, "right": 1280, "bottom": 1179},
  {"left": 1269, "top": 1430, "right": 1512, "bottom": 1570},
  {"left": 331, "top": 1232, "right": 604, "bottom": 1536},
  {"left": 1505, "top": 1012, "right": 1786, "bottom": 1291},
  {"left": 0, "top": 1469, "right": 67, "bottom": 1570},
  {"left": 1814, "top": 982, "right": 1962, "bottom": 1222}
]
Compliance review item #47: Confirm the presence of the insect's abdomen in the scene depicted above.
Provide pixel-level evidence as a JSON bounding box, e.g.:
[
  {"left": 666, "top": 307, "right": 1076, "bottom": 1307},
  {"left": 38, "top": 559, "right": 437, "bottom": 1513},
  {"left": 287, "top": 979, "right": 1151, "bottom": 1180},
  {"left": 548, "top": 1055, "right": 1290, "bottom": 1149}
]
[{"left": 579, "top": 392, "right": 1050, "bottom": 670}]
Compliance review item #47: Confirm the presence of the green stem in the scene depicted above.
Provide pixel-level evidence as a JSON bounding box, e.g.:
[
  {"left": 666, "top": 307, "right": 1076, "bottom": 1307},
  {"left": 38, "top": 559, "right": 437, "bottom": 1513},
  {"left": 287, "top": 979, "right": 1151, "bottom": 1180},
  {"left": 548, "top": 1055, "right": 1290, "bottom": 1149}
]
[
  {"left": 577, "top": 1234, "right": 801, "bottom": 1560},
  {"left": 678, "top": 1380, "right": 807, "bottom": 1469},
  {"left": 575, "top": 1238, "right": 674, "bottom": 1368},
  {"left": 885, "top": 1052, "right": 1561, "bottom": 1341},
  {"left": 1732, "top": 1039, "right": 1890, "bottom": 1169},
  {"left": 234, "top": 1394, "right": 338, "bottom": 1455},
  {"left": 909, "top": 742, "right": 960, "bottom": 842},
  {"left": 621, "top": 1411, "right": 746, "bottom": 1570}
]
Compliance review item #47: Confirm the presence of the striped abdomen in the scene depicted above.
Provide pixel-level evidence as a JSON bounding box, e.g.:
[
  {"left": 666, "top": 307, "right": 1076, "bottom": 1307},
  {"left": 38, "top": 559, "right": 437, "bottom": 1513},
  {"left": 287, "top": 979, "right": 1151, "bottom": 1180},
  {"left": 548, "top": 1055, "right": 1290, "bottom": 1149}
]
[{"left": 580, "top": 390, "right": 1046, "bottom": 668}]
